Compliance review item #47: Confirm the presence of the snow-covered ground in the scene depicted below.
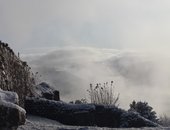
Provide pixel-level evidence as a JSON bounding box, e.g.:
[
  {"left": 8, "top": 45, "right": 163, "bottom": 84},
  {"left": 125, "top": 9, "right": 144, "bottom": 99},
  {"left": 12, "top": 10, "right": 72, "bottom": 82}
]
[{"left": 18, "top": 115, "right": 169, "bottom": 130}]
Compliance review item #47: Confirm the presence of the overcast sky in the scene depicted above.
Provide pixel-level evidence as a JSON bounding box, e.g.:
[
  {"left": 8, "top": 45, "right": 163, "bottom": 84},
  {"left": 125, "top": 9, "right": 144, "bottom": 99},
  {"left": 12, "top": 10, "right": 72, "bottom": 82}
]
[{"left": 1, "top": 0, "right": 170, "bottom": 53}]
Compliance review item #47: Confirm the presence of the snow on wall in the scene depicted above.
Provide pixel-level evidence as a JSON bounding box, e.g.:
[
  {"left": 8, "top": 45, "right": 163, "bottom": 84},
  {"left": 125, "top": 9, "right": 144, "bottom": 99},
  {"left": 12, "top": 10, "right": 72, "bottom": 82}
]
[
  {"left": 25, "top": 97, "right": 159, "bottom": 128},
  {"left": 18, "top": 115, "right": 164, "bottom": 130}
]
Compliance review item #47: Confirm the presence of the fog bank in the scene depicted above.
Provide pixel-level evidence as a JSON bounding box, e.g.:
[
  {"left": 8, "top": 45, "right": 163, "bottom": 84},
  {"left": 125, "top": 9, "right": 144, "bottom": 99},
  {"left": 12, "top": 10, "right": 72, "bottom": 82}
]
[{"left": 23, "top": 47, "right": 170, "bottom": 116}]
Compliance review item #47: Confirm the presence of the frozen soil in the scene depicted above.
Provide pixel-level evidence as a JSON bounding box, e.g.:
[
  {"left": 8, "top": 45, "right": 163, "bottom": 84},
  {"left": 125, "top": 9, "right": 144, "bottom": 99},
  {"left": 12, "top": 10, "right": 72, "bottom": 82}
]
[{"left": 17, "top": 115, "right": 170, "bottom": 130}]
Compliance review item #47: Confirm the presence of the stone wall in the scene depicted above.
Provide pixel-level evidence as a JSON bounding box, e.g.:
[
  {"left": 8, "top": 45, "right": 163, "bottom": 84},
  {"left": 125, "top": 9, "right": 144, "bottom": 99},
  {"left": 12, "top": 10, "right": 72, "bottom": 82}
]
[
  {"left": 25, "top": 97, "right": 159, "bottom": 128},
  {"left": 0, "top": 41, "right": 34, "bottom": 107}
]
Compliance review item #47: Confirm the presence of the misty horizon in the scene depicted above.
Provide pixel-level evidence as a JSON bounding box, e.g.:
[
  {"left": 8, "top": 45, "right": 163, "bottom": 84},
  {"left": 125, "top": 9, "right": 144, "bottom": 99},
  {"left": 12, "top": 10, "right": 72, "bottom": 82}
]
[{"left": 21, "top": 47, "right": 170, "bottom": 116}]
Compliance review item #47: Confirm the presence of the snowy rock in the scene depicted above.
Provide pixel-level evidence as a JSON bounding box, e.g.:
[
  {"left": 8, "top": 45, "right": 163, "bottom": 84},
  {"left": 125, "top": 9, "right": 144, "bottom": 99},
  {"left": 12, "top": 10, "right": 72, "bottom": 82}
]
[
  {"left": 0, "top": 89, "right": 19, "bottom": 104},
  {"left": 120, "top": 111, "right": 159, "bottom": 128},
  {"left": 0, "top": 90, "right": 26, "bottom": 130},
  {"left": 25, "top": 97, "right": 95, "bottom": 126},
  {"left": 33, "top": 82, "right": 60, "bottom": 101},
  {"left": 25, "top": 97, "right": 159, "bottom": 128}
]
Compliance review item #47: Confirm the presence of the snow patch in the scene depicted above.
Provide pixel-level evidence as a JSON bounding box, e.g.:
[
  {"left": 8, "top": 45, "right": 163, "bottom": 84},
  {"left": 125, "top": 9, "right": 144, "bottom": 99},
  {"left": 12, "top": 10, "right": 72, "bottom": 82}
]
[
  {"left": 0, "top": 88, "right": 19, "bottom": 104},
  {"left": 18, "top": 115, "right": 167, "bottom": 130}
]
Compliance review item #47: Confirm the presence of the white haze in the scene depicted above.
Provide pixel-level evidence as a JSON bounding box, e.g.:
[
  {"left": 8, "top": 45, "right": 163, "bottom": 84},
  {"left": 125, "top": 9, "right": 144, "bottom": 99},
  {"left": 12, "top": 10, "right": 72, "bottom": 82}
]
[
  {"left": 23, "top": 47, "right": 170, "bottom": 116},
  {"left": 2, "top": 0, "right": 170, "bottom": 53}
]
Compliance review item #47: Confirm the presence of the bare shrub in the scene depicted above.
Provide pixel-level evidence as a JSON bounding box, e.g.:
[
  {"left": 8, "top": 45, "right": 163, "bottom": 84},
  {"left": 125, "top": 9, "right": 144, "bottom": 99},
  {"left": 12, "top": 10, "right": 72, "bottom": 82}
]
[
  {"left": 159, "top": 114, "right": 170, "bottom": 127},
  {"left": 87, "top": 81, "right": 119, "bottom": 106},
  {"left": 31, "top": 72, "right": 42, "bottom": 85}
]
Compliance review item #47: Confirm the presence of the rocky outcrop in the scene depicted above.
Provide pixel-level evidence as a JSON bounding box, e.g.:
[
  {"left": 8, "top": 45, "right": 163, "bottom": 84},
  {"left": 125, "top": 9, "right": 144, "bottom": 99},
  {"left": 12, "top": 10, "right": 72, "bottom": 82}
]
[
  {"left": 0, "top": 41, "right": 34, "bottom": 107},
  {"left": 0, "top": 89, "right": 26, "bottom": 130},
  {"left": 120, "top": 111, "right": 159, "bottom": 128},
  {"left": 0, "top": 41, "right": 31, "bottom": 129},
  {"left": 25, "top": 97, "right": 159, "bottom": 128},
  {"left": 32, "top": 82, "right": 60, "bottom": 101}
]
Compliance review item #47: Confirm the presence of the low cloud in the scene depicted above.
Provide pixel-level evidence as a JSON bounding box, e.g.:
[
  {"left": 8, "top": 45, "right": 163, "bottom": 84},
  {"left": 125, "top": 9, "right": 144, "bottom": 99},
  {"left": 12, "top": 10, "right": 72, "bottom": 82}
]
[{"left": 23, "top": 47, "right": 170, "bottom": 116}]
